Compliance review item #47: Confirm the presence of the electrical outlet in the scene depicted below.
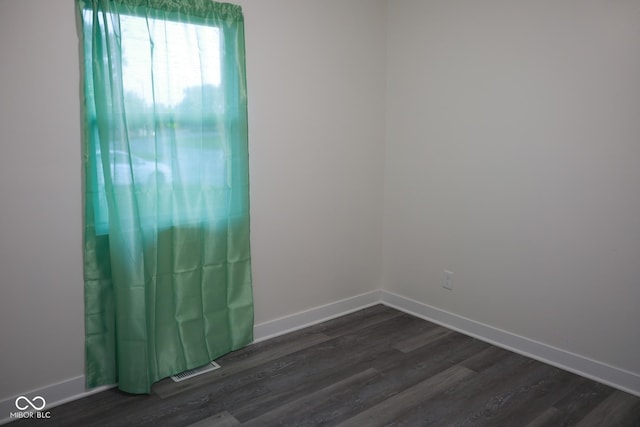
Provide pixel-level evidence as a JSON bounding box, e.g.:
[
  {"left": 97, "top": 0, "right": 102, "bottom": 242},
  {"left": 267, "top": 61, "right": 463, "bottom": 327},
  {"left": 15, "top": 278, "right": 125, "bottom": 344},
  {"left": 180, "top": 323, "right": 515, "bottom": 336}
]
[{"left": 443, "top": 270, "right": 453, "bottom": 290}]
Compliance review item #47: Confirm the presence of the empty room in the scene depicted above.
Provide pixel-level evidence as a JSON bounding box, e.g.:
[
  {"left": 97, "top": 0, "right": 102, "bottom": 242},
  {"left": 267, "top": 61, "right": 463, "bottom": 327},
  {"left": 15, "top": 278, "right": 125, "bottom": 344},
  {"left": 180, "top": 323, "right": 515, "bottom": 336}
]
[{"left": 1, "top": 0, "right": 639, "bottom": 425}]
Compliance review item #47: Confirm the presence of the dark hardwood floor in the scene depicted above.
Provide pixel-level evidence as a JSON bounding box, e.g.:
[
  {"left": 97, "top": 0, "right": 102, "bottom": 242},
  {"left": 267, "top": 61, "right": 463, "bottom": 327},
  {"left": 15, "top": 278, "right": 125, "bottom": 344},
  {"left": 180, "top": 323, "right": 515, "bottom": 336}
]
[{"left": 14, "top": 305, "right": 640, "bottom": 426}]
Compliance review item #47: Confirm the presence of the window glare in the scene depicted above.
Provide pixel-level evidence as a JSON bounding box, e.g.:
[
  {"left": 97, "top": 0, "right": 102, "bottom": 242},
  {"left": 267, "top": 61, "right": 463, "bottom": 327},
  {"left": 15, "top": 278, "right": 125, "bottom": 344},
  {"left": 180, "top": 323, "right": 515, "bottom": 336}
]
[
  {"left": 83, "top": 12, "right": 221, "bottom": 107},
  {"left": 121, "top": 15, "right": 221, "bottom": 107},
  {"left": 82, "top": 9, "right": 233, "bottom": 233}
]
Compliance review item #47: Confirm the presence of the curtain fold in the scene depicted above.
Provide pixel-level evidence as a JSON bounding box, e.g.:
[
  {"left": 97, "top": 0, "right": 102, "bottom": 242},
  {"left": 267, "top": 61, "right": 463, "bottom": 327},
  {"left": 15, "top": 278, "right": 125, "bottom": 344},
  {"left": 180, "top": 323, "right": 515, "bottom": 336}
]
[{"left": 77, "top": 0, "right": 253, "bottom": 394}]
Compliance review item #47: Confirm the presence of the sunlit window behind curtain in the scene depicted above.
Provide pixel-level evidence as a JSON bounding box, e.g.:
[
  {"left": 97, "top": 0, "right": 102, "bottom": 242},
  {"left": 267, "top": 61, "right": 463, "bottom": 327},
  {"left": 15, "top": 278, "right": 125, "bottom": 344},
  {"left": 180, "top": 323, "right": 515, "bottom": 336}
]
[
  {"left": 79, "top": 0, "right": 253, "bottom": 394},
  {"left": 90, "top": 12, "right": 230, "bottom": 233}
]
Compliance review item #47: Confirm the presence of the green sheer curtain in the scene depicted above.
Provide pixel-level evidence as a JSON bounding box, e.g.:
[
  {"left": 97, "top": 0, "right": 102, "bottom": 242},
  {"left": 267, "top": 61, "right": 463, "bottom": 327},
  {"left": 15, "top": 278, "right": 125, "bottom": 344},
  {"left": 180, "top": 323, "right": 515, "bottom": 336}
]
[{"left": 77, "top": 0, "right": 253, "bottom": 394}]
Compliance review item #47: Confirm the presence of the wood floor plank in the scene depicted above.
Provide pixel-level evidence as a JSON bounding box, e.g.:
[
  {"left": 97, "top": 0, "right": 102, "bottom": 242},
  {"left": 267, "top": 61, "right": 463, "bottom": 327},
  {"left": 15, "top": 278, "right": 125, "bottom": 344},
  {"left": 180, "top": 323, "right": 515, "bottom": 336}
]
[
  {"left": 243, "top": 334, "right": 489, "bottom": 426},
  {"left": 153, "top": 332, "right": 332, "bottom": 398},
  {"left": 97, "top": 312, "right": 420, "bottom": 426},
  {"left": 392, "top": 324, "right": 454, "bottom": 353},
  {"left": 534, "top": 378, "right": 616, "bottom": 426},
  {"left": 43, "top": 389, "right": 154, "bottom": 427},
  {"left": 118, "top": 380, "right": 269, "bottom": 427},
  {"left": 335, "top": 365, "right": 476, "bottom": 427},
  {"left": 387, "top": 352, "right": 542, "bottom": 426},
  {"left": 231, "top": 314, "right": 426, "bottom": 422},
  {"left": 525, "top": 407, "right": 563, "bottom": 427},
  {"left": 374, "top": 333, "right": 489, "bottom": 394},
  {"left": 458, "top": 344, "right": 513, "bottom": 372},
  {"left": 308, "top": 303, "right": 405, "bottom": 338},
  {"left": 242, "top": 368, "right": 380, "bottom": 426},
  {"left": 15, "top": 305, "right": 640, "bottom": 427},
  {"left": 575, "top": 390, "right": 640, "bottom": 427},
  {"left": 185, "top": 411, "right": 240, "bottom": 427},
  {"left": 453, "top": 364, "right": 582, "bottom": 426}
]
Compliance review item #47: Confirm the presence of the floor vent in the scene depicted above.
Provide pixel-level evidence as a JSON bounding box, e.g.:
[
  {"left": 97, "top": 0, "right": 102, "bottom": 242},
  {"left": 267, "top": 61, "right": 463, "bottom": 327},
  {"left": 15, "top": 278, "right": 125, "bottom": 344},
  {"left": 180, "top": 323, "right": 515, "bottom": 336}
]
[{"left": 171, "top": 361, "right": 221, "bottom": 382}]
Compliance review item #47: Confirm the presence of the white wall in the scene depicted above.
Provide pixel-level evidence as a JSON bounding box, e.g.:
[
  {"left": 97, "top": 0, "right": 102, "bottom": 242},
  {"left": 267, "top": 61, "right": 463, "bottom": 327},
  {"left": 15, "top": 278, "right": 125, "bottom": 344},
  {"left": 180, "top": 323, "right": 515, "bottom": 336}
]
[
  {"left": 0, "top": 0, "right": 386, "bottom": 403},
  {"left": 238, "top": 0, "right": 387, "bottom": 323},
  {"left": 0, "top": 0, "right": 85, "bottom": 401},
  {"left": 384, "top": 0, "right": 640, "bottom": 375}
]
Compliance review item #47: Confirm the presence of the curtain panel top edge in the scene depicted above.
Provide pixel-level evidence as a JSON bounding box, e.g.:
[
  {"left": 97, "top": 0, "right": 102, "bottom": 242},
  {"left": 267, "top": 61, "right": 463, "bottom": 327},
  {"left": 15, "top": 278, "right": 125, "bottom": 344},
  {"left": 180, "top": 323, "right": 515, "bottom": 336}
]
[{"left": 77, "top": 0, "right": 244, "bottom": 22}]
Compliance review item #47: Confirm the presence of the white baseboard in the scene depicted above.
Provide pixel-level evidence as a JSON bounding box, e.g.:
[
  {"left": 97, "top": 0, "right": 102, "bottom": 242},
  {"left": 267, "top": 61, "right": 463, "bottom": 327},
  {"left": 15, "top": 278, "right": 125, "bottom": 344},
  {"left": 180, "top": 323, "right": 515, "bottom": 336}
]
[
  {"left": 0, "top": 376, "right": 113, "bottom": 425},
  {"left": 2, "top": 288, "right": 637, "bottom": 425},
  {"left": 380, "top": 290, "right": 640, "bottom": 397},
  {"left": 253, "top": 290, "right": 383, "bottom": 342}
]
